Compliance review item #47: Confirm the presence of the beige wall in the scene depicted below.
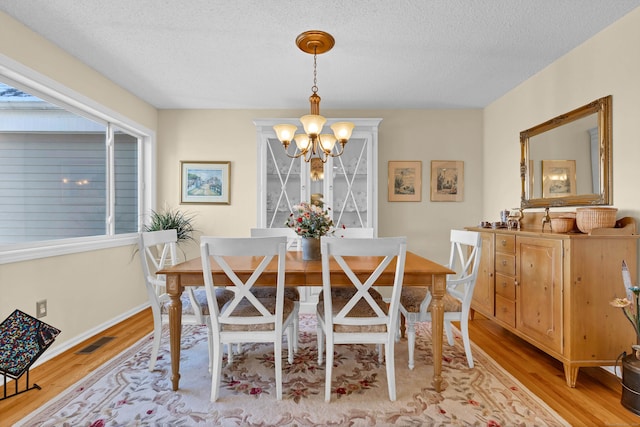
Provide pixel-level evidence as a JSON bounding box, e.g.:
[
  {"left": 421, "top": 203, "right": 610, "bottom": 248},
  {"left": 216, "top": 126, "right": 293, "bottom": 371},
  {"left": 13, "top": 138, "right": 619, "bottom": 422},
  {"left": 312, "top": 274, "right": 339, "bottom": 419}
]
[
  {"left": 158, "top": 109, "right": 483, "bottom": 264},
  {"left": 484, "top": 8, "right": 640, "bottom": 228}
]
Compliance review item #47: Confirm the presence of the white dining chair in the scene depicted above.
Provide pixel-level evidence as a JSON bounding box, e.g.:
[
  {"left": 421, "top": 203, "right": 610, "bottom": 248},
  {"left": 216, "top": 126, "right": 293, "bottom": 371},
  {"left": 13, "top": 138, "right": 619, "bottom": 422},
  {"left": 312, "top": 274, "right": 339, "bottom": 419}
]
[
  {"left": 200, "top": 236, "right": 295, "bottom": 401},
  {"left": 398, "top": 229, "right": 482, "bottom": 369},
  {"left": 333, "top": 227, "right": 375, "bottom": 238},
  {"left": 250, "top": 228, "right": 301, "bottom": 352},
  {"left": 316, "top": 236, "right": 407, "bottom": 402},
  {"left": 138, "top": 229, "right": 234, "bottom": 371}
]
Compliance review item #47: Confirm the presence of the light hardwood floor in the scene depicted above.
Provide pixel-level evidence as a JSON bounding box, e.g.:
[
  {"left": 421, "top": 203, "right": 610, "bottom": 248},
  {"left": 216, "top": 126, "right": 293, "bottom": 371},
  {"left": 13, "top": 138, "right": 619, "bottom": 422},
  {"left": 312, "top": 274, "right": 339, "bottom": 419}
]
[{"left": 1, "top": 308, "right": 639, "bottom": 426}]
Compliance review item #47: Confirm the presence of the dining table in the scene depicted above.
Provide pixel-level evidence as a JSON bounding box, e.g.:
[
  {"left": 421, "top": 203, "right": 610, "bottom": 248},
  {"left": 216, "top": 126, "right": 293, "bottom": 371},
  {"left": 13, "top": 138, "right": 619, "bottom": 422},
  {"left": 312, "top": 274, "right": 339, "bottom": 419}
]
[{"left": 159, "top": 250, "right": 454, "bottom": 393}]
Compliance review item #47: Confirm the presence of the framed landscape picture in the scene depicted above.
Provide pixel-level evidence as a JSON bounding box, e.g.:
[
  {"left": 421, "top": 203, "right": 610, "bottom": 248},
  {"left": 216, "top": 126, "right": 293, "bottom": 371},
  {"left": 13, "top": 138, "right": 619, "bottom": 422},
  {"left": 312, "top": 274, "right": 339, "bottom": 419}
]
[
  {"left": 430, "top": 160, "right": 464, "bottom": 202},
  {"left": 388, "top": 161, "right": 422, "bottom": 202},
  {"left": 180, "top": 161, "right": 230, "bottom": 204},
  {"left": 542, "top": 159, "right": 576, "bottom": 198}
]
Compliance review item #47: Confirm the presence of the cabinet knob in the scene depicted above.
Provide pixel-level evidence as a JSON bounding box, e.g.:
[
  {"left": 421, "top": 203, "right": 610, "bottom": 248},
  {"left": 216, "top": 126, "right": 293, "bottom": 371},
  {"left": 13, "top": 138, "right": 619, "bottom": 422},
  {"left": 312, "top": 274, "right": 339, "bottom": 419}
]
[
  {"left": 502, "top": 260, "right": 507, "bottom": 266},
  {"left": 514, "top": 280, "right": 519, "bottom": 286},
  {"left": 501, "top": 239, "right": 507, "bottom": 246}
]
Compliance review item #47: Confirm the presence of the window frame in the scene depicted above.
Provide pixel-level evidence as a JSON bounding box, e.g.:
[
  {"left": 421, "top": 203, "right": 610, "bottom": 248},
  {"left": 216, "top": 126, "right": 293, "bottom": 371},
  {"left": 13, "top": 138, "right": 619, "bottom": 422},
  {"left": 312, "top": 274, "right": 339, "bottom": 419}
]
[{"left": 0, "top": 58, "right": 155, "bottom": 264}]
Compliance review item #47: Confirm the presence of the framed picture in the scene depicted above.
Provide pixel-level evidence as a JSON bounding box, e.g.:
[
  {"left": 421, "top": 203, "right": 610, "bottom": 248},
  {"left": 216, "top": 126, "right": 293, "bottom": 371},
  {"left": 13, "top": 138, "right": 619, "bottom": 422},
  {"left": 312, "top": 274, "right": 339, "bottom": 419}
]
[
  {"left": 180, "top": 161, "right": 230, "bottom": 204},
  {"left": 388, "top": 161, "right": 422, "bottom": 202},
  {"left": 542, "top": 159, "right": 576, "bottom": 198},
  {"left": 430, "top": 160, "right": 464, "bottom": 202}
]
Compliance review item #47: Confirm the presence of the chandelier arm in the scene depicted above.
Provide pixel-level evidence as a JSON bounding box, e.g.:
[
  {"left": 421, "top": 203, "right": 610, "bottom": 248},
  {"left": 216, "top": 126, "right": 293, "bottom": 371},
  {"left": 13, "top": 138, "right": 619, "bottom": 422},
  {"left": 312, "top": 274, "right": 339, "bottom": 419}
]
[
  {"left": 283, "top": 144, "right": 305, "bottom": 159},
  {"left": 318, "top": 150, "right": 329, "bottom": 163},
  {"left": 328, "top": 141, "right": 347, "bottom": 157},
  {"left": 303, "top": 148, "right": 313, "bottom": 163}
]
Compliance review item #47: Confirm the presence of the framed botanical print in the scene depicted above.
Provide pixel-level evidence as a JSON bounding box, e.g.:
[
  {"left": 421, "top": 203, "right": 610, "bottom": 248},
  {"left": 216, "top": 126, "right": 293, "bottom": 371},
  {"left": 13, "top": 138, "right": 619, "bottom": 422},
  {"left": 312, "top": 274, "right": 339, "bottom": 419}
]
[
  {"left": 430, "top": 160, "right": 464, "bottom": 202},
  {"left": 388, "top": 161, "right": 422, "bottom": 202},
  {"left": 180, "top": 161, "right": 231, "bottom": 204}
]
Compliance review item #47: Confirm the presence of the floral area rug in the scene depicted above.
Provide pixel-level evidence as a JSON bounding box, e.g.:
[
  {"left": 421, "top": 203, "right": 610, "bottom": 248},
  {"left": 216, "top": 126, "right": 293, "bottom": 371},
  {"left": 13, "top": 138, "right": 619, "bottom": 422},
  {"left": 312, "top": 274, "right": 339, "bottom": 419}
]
[{"left": 16, "top": 315, "right": 568, "bottom": 426}]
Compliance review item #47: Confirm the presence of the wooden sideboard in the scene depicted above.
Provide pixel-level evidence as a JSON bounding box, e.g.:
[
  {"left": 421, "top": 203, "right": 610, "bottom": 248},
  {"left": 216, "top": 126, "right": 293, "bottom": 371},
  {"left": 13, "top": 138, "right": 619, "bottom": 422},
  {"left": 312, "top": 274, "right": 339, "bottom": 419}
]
[{"left": 466, "top": 225, "right": 639, "bottom": 387}]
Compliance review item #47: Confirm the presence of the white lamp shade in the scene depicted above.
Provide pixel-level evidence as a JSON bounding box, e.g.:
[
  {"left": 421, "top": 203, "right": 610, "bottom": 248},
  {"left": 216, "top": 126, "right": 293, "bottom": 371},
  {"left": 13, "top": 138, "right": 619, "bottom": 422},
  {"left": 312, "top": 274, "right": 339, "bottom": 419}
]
[
  {"left": 318, "top": 134, "right": 337, "bottom": 152},
  {"left": 300, "top": 114, "right": 327, "bottom": 136},
  {"left": 294, "top": 134, "right": 311, "bottom": 151},
  {"left": 331, "top": 121, "right": 355, "bottom": 141},
  {"left": 273, "top": 124, "right": 297, "bottom": 143}
]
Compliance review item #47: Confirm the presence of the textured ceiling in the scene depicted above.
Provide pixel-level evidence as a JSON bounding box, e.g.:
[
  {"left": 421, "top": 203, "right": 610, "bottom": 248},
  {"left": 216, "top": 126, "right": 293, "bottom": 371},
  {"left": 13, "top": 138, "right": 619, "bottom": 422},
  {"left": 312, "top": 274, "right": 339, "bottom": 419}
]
[{"left": 1, "top": 1, "right": 639, "bottom": 110}]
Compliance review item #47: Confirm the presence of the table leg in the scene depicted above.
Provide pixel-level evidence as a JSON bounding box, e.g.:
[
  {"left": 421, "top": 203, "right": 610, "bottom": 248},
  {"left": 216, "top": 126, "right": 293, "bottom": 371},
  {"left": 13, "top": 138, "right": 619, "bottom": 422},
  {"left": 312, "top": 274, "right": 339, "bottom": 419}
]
[
  {"left": 430, "top": 273, "right": 446, "bottom": 392},
  {"left": 166, "top": 275, "right": 183, "bottom": 391}
]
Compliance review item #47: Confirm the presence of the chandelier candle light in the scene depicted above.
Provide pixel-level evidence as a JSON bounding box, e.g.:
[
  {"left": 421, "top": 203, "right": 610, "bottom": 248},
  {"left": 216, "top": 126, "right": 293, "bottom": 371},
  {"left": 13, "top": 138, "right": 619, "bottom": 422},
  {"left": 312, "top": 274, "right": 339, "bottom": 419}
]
[{"left": 274, "top": 31, "right": 355, "bottom": 164}]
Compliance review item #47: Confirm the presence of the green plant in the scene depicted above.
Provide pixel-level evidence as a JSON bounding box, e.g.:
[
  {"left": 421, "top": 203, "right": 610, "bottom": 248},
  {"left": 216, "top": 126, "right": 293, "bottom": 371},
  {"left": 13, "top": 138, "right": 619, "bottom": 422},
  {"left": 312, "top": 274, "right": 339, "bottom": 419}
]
[{"left": 145, "top": 207, "right": 197, "bottom": 244}]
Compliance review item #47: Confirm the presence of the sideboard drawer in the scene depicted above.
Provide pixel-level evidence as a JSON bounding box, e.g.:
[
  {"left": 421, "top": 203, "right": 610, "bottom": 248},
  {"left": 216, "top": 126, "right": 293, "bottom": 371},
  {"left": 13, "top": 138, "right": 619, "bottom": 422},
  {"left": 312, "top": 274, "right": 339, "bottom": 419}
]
[
  {"left": 495, "top": 294, "right": 516, "bottom": 328},
  {"left": 495, "top": 234, "right": 515, "bottom": 254},
  {"left": 495, "top": 273, "right": 516, "bottom": 299},
  {"left": 495, "top": 253, "right": 515, "bottom": 276}
]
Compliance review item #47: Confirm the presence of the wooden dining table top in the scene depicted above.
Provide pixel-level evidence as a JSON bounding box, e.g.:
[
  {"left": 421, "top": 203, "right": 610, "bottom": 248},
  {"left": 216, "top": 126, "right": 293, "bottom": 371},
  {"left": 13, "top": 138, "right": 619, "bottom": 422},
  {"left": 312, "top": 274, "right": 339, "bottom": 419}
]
[{"left": 158, "top": 250, "right": 453, "bottom": 287}]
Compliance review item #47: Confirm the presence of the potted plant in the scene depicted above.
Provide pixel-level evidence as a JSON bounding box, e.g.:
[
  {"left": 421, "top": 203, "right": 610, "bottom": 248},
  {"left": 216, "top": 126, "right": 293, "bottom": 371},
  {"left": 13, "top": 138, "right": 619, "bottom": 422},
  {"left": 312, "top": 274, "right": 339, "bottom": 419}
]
[
  {"left": 142, "top": 207, "right": 197, "bottom": 261},
  {"left": 145, "top": 207, "right": 196, "bottom": 244}
]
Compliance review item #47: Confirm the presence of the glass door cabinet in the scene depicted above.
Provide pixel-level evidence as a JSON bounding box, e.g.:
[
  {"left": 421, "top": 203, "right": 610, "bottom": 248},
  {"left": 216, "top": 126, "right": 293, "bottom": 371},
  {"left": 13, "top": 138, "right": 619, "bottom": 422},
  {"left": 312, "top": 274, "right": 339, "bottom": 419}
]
[{"left": 254, "top": 118, "right": 382, "bottom": 233}]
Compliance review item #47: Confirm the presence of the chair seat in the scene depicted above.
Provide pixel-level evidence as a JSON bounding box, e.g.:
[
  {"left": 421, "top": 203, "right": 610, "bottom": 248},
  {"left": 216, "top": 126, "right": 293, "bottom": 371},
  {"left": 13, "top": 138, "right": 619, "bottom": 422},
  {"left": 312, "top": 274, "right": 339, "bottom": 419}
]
[
  {"left": 161, "top": 288, "right": 234, "bottom": 316},
  {"left": 400, "top": 287, "right": 462, "bottom": 313},
  {"left": 220, "top": 298, "right": 295, "bottom": 331},
  {"left": 318, "top": 288, "right": 388, "bottom": 333},
  {"left": 251, "top": 286, "right": 300, "bottom": 302}
]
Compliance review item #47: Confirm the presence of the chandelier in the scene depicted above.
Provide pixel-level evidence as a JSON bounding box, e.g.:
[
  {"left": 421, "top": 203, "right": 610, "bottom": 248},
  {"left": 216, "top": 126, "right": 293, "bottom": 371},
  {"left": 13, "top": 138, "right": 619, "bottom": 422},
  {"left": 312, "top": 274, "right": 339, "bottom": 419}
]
[{"left": 273, "top": 31, "right": 355, "bottom": 163}]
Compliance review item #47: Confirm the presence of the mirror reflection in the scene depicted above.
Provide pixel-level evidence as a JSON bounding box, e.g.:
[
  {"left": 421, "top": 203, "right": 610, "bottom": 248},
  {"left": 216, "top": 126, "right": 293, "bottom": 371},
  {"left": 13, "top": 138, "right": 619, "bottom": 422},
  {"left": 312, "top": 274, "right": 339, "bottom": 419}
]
[{"left": 520, "top": 95, "right": 612, "bottom": 209}]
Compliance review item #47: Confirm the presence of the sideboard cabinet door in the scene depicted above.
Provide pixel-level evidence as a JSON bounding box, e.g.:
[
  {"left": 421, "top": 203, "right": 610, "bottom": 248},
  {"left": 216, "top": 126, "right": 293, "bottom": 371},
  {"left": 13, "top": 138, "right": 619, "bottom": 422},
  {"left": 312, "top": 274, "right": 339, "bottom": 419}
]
[{"left": 515, "top": 236, "right": 563, "bottom": 355}]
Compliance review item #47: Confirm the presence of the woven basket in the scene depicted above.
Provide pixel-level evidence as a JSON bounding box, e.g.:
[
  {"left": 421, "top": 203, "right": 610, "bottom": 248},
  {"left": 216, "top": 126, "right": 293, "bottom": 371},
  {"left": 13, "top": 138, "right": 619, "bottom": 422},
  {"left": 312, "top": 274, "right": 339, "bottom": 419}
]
[
  {"left": 576, "top": 207, "right": 617, "bottom": 233},
  {"left": 550, "top": 217, "right": 575, "bottom": 233}
]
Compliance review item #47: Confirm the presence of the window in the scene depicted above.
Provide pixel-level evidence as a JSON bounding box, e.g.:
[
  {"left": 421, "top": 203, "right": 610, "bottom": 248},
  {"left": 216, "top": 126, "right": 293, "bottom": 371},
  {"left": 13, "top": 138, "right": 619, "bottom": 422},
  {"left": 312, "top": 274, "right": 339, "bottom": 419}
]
[{"left": 0, "top": 76, "right": 152, "bottom": 263}]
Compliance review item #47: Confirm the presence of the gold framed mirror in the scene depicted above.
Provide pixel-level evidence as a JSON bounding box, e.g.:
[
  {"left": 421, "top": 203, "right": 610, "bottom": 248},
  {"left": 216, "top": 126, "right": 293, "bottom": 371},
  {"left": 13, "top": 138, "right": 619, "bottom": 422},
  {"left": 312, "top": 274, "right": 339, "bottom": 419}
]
[{"left": 520, "top": 95, "right": 612, "bottom": 209}]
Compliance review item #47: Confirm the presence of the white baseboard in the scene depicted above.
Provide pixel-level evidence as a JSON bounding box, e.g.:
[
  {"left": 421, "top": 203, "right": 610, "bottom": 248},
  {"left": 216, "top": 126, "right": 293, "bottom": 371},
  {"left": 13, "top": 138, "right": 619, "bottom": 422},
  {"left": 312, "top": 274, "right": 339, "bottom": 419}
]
[{"left": 31, "top": 303, "right": 150, "bottom": 369}]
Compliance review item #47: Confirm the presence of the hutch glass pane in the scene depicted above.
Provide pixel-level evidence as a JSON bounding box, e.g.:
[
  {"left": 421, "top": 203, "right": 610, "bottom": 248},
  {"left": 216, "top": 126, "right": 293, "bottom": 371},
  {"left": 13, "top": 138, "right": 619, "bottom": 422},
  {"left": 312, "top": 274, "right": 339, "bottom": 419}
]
[
  {"left": 331, "top": 137, "right": 368, "bottom": 228},
  {"left": 265, "top": 137, "right": 301, "bottom": 228}
]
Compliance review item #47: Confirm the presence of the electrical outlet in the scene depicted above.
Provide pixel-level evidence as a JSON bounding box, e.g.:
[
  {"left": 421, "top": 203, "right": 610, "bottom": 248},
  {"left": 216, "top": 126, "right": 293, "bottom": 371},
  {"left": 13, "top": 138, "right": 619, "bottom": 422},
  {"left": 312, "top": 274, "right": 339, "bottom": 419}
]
[{"left": 36, "top": 299, "right": 47, "bottom": 318}]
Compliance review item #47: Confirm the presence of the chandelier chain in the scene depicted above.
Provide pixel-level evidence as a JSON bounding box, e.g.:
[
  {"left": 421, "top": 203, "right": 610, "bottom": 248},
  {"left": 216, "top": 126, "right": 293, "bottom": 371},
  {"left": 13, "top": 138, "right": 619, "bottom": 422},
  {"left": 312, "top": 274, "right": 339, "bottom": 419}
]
[{"left": 312, "top": 47, "right": 318, "bottom": 94}]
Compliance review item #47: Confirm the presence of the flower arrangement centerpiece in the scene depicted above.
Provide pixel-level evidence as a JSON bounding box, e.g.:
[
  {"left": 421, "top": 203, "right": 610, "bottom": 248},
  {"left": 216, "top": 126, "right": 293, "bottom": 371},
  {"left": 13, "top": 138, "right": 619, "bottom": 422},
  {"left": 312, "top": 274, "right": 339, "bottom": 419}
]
[
  {"left": 610, "top": 260, "right": 640, "bottom": 356},
  {"left": 285, "top": 202, "right": 335, "bottom": 239},
  {"left": 285, "top": 202, "right": 335, "bottom": 260}
]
